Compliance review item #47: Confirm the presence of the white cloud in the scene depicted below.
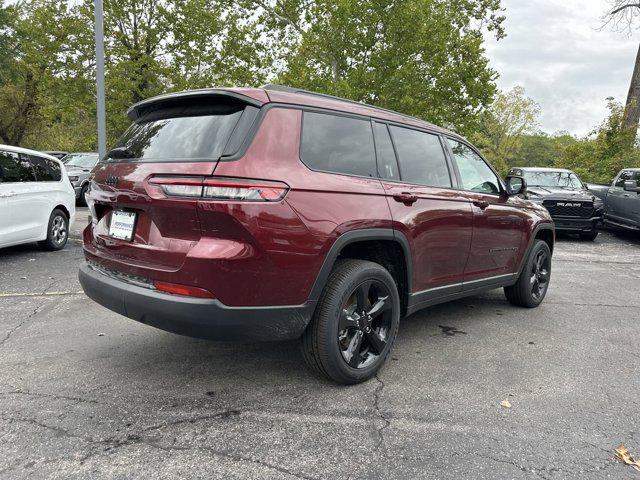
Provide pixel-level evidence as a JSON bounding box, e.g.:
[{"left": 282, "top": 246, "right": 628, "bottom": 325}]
[{"left": 485, "top": 0, "right": 639, "bottom": 136}]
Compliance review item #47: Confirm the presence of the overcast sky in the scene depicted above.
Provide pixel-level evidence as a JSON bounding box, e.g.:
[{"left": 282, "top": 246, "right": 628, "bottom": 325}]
[{"left": 485, "top": 0, "right": 639, "bottom": 136}]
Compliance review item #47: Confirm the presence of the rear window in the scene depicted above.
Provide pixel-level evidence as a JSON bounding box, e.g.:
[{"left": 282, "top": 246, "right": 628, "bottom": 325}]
[
  {"left": 300, "top": 111, "right": 376, "bottom": 177},
  {"left": 0, "top": 151, "right": 36, "bottom": 182},
  {"left": 30, "top": 155, "right": 62, "bottom": 181},
  {"left": 106, "top": 103, "right": 246, "bottom": 162}
]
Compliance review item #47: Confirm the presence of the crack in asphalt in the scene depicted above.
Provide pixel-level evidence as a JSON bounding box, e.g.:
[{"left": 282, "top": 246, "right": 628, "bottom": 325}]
[
  {"left": 0, "top": 389, "right": 99, "bottom": 405},
  {"left": 1, "top": 410, "right": 318, "bottom": 480},
  {"left": 0, "top": 302, "right": 45, "bottom": 349},
  {"left": 373, "top": 373, "right": 390, "bottom": 451},
  {"left": 470, "top": 451, "right": 553, "bottom": 480}
]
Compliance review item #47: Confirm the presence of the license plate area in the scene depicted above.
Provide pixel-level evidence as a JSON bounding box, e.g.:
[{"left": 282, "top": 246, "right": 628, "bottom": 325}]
[{"left": 109, "top": 210, "right": 137, "bottom": 241}]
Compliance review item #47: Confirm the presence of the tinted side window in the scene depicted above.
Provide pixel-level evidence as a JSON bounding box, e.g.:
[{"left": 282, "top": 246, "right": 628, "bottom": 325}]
[
  {"left": 373, "top": 122, "right": 399, "bottom": 180},
  {"left": 300, "top": 111, "right": 376, "bottom": 177},
  {"left": 30, "top": 155, "right": 62, "bottom": 181},
  {"left": 0, "top": 151, "right": 36, "bottom": 182},
  {"left": 389, "top": 126, "right": 451, "bottom": 187},
  {"left": 615, "top": 170, "right": 639, "bottom": 187},
  {"left": 447, "top": 139, "right": 501, "bottom": 194}
]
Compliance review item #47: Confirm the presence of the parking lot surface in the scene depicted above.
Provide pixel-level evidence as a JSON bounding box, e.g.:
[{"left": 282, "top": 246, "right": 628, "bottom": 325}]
[{"left": 1, "top": 211, "right": 640, "bottom": 479}]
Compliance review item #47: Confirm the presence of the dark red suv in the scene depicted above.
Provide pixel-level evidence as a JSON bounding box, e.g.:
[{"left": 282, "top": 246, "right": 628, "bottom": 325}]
[{"left": 79, "top": 85, "right": 554, "bottom": 384}]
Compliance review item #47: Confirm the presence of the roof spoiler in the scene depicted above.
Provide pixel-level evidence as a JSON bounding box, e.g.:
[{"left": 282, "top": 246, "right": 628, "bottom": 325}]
[{"left": 126, "top": 89, "right": 265, "bottom": 121}]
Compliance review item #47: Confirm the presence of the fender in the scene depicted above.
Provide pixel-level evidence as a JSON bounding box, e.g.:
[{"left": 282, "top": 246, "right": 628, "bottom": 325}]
[
  {"left": 307, "top": 228, "right": 412, "bottom": 303},
  {"left": 514, "top": 222, "right": 555, "bottom": 280}
]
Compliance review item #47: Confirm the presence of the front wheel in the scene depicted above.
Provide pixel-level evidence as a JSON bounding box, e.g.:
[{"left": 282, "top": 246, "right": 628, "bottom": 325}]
[
  {"left": 301, "top": 259, "right": 400, "bottom": 384},
  {"left": 38, "top": 209, "right": 69, "bottom": 251},
  {"left": 504, "top": 239, "right": 552, "bottom": 308}
]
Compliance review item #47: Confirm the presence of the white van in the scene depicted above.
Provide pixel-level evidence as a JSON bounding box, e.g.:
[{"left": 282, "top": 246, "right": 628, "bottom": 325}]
[{"left": 0, "top": 145, "right": 76, "bottom": 250}]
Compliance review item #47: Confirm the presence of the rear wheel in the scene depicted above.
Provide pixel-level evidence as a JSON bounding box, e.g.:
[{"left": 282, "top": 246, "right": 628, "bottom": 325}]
[
  {"left": 301, "top": 259, "right": 400, "bottom": 384},
  {"left": 504, "top": 240, "right": 552, "bottom": 308},
  {"left": 38, "top": 209, "right": 69, "bottom": 251},
  {"left": 579, "top": 230, "right": 598, "bottom": 241}
]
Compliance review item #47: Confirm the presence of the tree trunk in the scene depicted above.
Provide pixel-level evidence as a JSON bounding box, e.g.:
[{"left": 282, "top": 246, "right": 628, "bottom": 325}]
[{"left": 623, "top": 42, "right": 640, "bottom": 136}]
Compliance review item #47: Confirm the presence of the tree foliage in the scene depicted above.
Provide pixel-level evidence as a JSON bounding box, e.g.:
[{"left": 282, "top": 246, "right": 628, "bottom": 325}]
[
  {"left": 472, "top": 86, "right": 540, "bottom": 174},
  {"left": 0, "top": 0, "right": 505, "bottom": 151}
]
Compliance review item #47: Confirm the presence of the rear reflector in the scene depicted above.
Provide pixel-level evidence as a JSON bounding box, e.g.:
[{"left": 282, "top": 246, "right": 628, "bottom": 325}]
[
  {"left": 148, "top": 176, "right": 288, "bottom": 202},
  {"left": 153, "top": 281, "right": 216, "bottom": 299}
]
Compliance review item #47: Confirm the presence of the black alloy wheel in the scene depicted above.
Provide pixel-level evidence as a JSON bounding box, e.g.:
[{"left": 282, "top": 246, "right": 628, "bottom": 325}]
[
  {"left": 338, "top": 279, "right": 393, "bottom": 369},
  {"left": 301, "top": 259, "right": 400, "bottom": 384}
]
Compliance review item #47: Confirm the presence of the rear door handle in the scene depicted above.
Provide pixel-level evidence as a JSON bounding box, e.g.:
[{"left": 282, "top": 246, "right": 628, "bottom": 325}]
[
  {"left": 393, "top": 192, "right": 418, "bottom": 205},
  {"left": 473, "top": 200, "right": 490, "bottom": 209},
  {"left": 0, "top": 192, "right": 16, "bottom": 198}
]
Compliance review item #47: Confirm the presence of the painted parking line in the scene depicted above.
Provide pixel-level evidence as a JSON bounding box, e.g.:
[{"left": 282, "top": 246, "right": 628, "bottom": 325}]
[{"left": 0, "top": 291, "right": 84, "bottom": 298}]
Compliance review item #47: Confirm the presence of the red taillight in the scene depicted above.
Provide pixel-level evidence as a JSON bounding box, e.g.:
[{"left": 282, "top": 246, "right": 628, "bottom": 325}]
[
  {"left": 148, "top": 176, "right": 289, "bottom": 202},
  {"left": 153, "top": 280, "right": 216, "bottom": 299}
]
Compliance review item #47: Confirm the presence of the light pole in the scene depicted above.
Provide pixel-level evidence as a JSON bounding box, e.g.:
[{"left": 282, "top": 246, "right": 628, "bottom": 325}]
[{"left": 94, "top": 0, "right": 106, "bottom": 159}]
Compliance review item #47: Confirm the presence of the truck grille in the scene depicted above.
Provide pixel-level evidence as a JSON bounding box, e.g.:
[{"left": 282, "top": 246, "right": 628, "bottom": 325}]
[{"left": 543, "top": 200, "right": 594, "bottom": 218}]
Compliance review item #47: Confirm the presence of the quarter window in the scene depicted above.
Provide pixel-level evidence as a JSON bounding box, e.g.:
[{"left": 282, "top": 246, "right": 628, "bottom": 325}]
[
  {"left": 0, "top": 150, "right": 36, "bottom": 182},
  {"left": 389, "top": 126, "right": 451, "bottom": 187},
  {"left": 447, "top": 139, "right": 501, "bottom": 194},
  {"left": 373, "top": 122, "right": 399, "bottom": 180},
  {"left": 30, "top": 155, "right": 62, "bottom": 181},
  {"left": 300, "top": 111, "right": 376, "bottom": 177}
]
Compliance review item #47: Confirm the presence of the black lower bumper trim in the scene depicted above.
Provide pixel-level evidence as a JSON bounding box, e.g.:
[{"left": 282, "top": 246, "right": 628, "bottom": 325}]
[
  {"left": 552, "top": 216, "right": 601, "bottom": 232},
  {"left": 79, "top": 263, "right": 315, "bottom": 341}
]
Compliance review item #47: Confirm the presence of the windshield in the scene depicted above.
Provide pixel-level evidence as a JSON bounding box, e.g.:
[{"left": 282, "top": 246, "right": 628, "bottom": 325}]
[
  {"left": 523, "top": 171, "right": 583, "bottom": 189},
  {"left": 63, "top": 153, "right": 99, "bottom": 169}
]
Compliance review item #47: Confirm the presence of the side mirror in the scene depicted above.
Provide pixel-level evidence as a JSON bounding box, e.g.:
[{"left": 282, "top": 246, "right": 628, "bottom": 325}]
[
  {"left": 624, "top": 180, "right": 640, "bottom": 193},
  {"left": 505, "top": 175, "right": 527, "bottom": 196}
]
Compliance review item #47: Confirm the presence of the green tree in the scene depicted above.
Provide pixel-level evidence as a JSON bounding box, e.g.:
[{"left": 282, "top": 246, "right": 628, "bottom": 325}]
[
  {"left": 246, "top": 0, "right": 505, "bottom": 134},
  {"left": 556, "top": 98, "right": 639, "bottom": 184},
  {"left": 473, "top": 86, "right": 540, "bottom": 174},
  {"left": 0, "top": 0, "right": 92, "bottom": 148}
]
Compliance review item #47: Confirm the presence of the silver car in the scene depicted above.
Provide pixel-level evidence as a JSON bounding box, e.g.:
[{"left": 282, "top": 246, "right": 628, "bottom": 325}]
[{"left": 62, "top": 152, "right": 99, "bottom": 205}]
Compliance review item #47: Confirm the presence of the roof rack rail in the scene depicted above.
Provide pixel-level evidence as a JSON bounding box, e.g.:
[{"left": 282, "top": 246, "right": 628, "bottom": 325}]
[{"left": 261, "top": 83, "right": 416, "bottom": 121}]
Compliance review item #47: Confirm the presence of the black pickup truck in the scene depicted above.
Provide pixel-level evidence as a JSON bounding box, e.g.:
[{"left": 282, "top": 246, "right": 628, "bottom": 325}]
[
  {"left": 587, "top": 168, "right": 640, "bottom": 232},
  {"left": 508, "top": 167, "right": 604, "bottom": 240}
]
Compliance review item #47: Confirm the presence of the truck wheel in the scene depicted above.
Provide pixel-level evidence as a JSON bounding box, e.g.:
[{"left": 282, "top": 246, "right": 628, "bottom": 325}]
[
  {"left": 579, "top": 231, "right": 598, "bottom": 241},
  {"left": 301, "top": 259, "right": 400, "bottom": 384},
  {"left": 504, "top": 240, "right": 552, "bottom": 308},
  {"left": 38, "top": 209, "right": 69, "bottom": 251},
  {"left": 79, "top": 184, "right": 88, "bottom": 206}
]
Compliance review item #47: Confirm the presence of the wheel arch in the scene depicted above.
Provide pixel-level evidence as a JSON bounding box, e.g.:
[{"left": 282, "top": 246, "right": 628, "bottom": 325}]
[
  {"left": 517, "top": 223, "right": 555, "bottom": 278},
  {"left": 53, "top": 204, "right": 71, "bottom": 220},
  {"left": 308, "top": 229, "right": 412, "bottom": 316}
]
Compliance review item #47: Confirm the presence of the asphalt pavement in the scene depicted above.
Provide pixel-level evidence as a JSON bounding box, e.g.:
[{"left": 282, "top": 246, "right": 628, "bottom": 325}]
[{"left": 1, "top": 209, "right": 640, "bottom": 479}]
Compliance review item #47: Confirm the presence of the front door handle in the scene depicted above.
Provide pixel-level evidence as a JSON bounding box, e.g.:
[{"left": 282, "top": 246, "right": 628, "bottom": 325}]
[
  {"left": 473, "top": 200, "right": 490, "bottom": 209},
  {"left": 393, "top": 192, "right": 418, "bottom": 205},
  {"left": 0, "top": 192, "right": 16, "bottom": 198}
]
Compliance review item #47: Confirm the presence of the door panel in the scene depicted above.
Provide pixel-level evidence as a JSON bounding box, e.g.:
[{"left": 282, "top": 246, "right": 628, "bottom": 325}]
[
  {"left": 383, "top": 182, "right": 473, "bottom": 293},
  {"left": 460, "top": 192, "right": 526, "bottom": 283},
  {"left": 444, "top": 138, "right": 525, "bottom": 284}
]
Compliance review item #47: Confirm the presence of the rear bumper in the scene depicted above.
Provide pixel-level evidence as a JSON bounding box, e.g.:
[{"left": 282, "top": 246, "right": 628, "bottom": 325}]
[
  {"left": 552, "top": 216, "right": 601, "bottom": 232},
  {"left": 78, "top": 262, "right": 315, "bottom": 341}
]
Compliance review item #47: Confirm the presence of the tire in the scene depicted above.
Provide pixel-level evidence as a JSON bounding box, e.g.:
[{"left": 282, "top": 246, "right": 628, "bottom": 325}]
[
  {"left": 38, "top": 209, "right": 69, "bottom": 251},
  {"left": 579, "top": 230, "right": 598, "bottom": 241},
  {"left": 301, "top": 259, "right": 401, "bottom": 384},
  {"left": 79, "top": 184, "right": 88, "bottom": 206},
  {"left": 504, "top": 240, "right": 552, "bottom": 308}
]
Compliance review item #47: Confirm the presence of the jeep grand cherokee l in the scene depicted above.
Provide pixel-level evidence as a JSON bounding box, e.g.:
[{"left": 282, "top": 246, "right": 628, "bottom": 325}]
[
  {"left": 79, "top": 85, "right": 555, "bottom": 384},
  {"left": 508, "top": 167, "right": 603, "bottom": 241}
]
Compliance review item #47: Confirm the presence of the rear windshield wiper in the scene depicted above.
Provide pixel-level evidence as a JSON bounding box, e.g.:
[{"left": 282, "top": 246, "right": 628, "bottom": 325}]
[{"left": 106, "top": 147, "right": 136, "bottom": 159}]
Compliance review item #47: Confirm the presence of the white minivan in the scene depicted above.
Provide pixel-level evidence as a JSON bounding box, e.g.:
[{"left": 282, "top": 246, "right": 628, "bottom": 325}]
[{"left": 0, "top": 145, "right": 76, "bottom": 251}]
